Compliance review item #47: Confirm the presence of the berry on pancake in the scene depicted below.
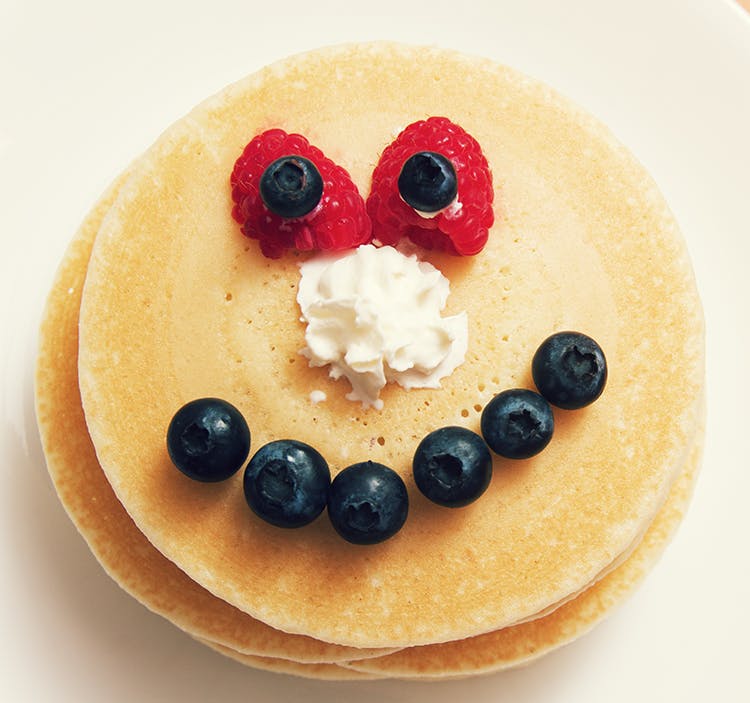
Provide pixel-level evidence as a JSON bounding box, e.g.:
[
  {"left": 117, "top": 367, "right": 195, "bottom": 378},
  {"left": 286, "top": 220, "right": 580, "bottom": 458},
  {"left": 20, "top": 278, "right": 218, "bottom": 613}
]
[
  {"left": 231, "top": 129, "right": 371, "bottom": 258},
  {"left": 366, "top": 116, "right": 494, "bottom": 255}
]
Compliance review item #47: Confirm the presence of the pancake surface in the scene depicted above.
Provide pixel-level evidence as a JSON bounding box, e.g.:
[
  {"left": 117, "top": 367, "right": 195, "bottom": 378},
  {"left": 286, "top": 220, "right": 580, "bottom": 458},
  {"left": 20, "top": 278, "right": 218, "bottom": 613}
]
[
  {"left": 75, "top": 43, "right": 704, "bottom": 648},
  {"left": 36, "top": 187, "right": 702, "bottom": 678},
  {"left": 37, "top": 184, "right": 701, "bottom": 680}
]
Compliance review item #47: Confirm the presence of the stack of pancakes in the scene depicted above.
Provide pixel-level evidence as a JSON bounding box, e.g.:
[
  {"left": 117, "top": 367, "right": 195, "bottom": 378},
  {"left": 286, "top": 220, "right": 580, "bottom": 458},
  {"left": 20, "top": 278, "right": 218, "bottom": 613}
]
[{"left": 35, "top": 43, "right": 705, "bottom": 680}]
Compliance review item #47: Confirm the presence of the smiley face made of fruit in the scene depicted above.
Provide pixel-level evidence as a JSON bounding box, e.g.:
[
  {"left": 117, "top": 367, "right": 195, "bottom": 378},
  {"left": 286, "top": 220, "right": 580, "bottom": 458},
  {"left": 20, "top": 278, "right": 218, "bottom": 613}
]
[{"left": 165, "top": 117, "right": 608, "bottom": 545}]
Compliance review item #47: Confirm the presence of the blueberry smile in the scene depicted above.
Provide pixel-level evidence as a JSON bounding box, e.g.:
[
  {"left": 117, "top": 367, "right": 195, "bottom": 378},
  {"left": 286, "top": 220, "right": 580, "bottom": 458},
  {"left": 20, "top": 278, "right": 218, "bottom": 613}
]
[{"left": 167, "top": 331, "right": 606, "bottom": 543}]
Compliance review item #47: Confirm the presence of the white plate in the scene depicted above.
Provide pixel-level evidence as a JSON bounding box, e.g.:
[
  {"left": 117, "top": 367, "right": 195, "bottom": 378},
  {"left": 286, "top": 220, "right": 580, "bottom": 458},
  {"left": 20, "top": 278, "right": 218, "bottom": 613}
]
[{"left": 2, "top": 1, "right": 749, "bottom": 701}]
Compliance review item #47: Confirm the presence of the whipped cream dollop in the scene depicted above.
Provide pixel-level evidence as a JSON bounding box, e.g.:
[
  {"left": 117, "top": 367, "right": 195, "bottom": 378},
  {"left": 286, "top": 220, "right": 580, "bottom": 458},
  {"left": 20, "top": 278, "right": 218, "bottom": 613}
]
[{"left": 297, "top": 244, "right": 468, "bottom": 409}]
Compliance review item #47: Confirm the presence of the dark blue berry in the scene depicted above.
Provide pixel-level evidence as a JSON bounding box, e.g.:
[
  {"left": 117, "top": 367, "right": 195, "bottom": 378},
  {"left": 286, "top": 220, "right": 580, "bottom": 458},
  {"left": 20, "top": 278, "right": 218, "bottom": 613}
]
[
  {"left": 243, "top": 440, "right": 330, "bottom": 528},
  {"left": 260, "top": 155, "right": 324, "bottom": 218},
  {"left": 413, "top": 427, "right": 492, "bottom": 507},
  {"left": 480, "top": 389, "right": 554, "bottom": 459},
  {"left": 398, "top": 151, "right": 458, "bottom": 213},
  {"left": 327, "top": 462, "right": 408, "bottom": 545},
  {"left": 167, "top": 398, "right": 250, "bottom": 482},
  {"left": 532, "top": 331, "right": 607, "bottom": 409}
]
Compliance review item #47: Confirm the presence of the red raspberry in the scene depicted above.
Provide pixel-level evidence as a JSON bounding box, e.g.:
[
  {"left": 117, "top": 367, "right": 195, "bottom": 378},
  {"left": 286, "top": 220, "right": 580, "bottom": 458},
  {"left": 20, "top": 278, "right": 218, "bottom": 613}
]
[
  {"left": 231, "top": 129, "right": 371, "bottom": 258},
  {"left": 366, "top": 117, "right": 494, "bottom": 256}
]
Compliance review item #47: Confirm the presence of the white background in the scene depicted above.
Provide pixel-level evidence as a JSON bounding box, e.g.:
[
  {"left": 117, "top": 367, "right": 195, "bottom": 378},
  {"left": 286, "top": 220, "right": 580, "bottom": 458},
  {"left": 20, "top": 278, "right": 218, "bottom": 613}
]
[{"left": 2, "top": 0, "right": 749, "bottom": 701}]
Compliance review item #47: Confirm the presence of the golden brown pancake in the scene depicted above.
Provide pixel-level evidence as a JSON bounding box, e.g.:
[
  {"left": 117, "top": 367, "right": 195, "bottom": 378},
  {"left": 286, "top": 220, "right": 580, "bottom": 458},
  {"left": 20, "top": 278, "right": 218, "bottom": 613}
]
[
  {"left": 37, "top": 188, "right": 701, "bottom": 679},
  {"left": 36, "top": 183, "right": 701, "bottom": 678},
  {"left": 67, "top": 42, "right": 702, "bottom": 649}
]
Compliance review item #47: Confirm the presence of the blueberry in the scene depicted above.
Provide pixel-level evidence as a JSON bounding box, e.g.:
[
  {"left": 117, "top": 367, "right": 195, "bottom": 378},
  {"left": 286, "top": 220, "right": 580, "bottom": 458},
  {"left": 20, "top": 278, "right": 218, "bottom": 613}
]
[
  {"left": 327, "top": 462, "right": 408, "bottom": 545},
  {"left": 398, "top": 151, "right": 458, "bottom": 213},
  {"left": 259, "top": 155, "right": 324, "bottom": 219},
  {"left": 413, "top": 427, "right": 492, "bottom": 507},
  {"left": 167, "top": 398, "right": 250, "bottom": 482},
  {"left": 532, "top": 331, "right": 607, "bottom": 409},
  {"left": 243, "top": 440, "right": 330, "bottom": 528},
  {"left": 480, "top": 389, "right": 554, "bottom": 459}
]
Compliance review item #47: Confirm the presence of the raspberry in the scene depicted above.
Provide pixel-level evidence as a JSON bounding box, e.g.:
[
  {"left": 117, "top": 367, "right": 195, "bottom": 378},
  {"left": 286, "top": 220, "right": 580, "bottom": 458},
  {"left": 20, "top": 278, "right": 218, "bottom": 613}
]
[
  {"left": 231, "top": 129, "right": 371, "bottom": 258},
  {"left": 366, "top": 117, "right": 494, "bottom": 256}
]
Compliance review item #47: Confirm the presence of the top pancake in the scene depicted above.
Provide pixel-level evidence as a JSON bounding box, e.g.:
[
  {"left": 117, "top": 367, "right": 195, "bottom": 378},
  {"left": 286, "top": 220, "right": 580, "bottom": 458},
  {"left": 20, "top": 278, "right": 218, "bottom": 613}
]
[{"left": 78, "top": 42, "right": 704, "bottom": 648}]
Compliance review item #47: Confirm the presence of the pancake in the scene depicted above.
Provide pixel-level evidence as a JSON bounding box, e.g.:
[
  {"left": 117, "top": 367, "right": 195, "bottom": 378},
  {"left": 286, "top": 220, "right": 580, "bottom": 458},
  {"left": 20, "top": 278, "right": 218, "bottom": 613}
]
[
  {"left": 36, "top": 186, "right": 702, "bottom": 677},
  {"left": 70, "top": 42, "right": 702, "bottom": 649},
  {"left": 37, "top": 186, "right": 702, "bottom": 680},
  {"left": 35, "top": 174, "right": 395, "bottom": 665}
]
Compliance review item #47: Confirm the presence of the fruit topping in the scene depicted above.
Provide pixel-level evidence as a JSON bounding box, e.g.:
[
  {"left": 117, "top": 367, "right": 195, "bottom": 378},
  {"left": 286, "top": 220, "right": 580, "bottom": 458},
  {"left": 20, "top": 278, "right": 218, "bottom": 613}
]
[
  {"left": 532, "top": 331, "right": 607, "bottom": 409},
  {"left": 259, "top": 156, "right": 324, "bottom": 219},
  {"left": 230, "top": 129, "right": 371, "bottom": 258},
  {"left": 413, "top": 426, "right": 492, "bottom": 507},
  {"left": 480, "top": 389, "right": 554, "bottom": 459},
  {"left": 398, "top": 151, "right": 458, "bottom": 213},
  {"left": 243, "top": 439, "right": 331, "bottom": 528},
  {"left": 164, "top": 340, "right": 602, "bottom": 537},
  {"left": 327, "top": 461, "right": 409, "bottom": 545},
  {"left": 366, "top": 116, "right": 494, "bottom": 255},
  {"left": 167, "top": 398, "right": 251, "bottom": 482}
]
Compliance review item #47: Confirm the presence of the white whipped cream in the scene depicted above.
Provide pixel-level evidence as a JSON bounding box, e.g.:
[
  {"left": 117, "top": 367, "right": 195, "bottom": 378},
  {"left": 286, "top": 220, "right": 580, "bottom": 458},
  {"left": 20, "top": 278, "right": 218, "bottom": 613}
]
[{"left": 297, "top": 244, "right": 467, "bottom": 409}]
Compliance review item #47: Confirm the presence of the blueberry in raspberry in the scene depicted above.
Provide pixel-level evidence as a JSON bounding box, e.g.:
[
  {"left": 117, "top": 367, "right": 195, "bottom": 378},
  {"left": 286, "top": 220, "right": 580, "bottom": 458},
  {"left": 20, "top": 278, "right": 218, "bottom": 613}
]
[
  {"left": 259, "top": 155, "right": 324, "bottom": 219},
  {"left": 243, "top": 439, "right": 330, "bottom": 528},
  {"left": 231, "top": 129, "right": 371, "bottom": 258},
  {"left": 327, "top": 461, "right": 408, "bottom": 545},
  {"left": 532, "top": 331, "right": 607, "bottom": 409},
  {"left": 167, "top": 398, "right": 250, "bottom": 482},
  {"left": 398, "top": 151, "right": 458, "bottom": 213},
  {"left": 413, "top": 426, "right": 492, "bottom": 507},
  {"left": 366, "top": 116, "right": 493, "bottom": 256},
  {"left": 480, "top": 389, "right": 554, "bottom": 459}
]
